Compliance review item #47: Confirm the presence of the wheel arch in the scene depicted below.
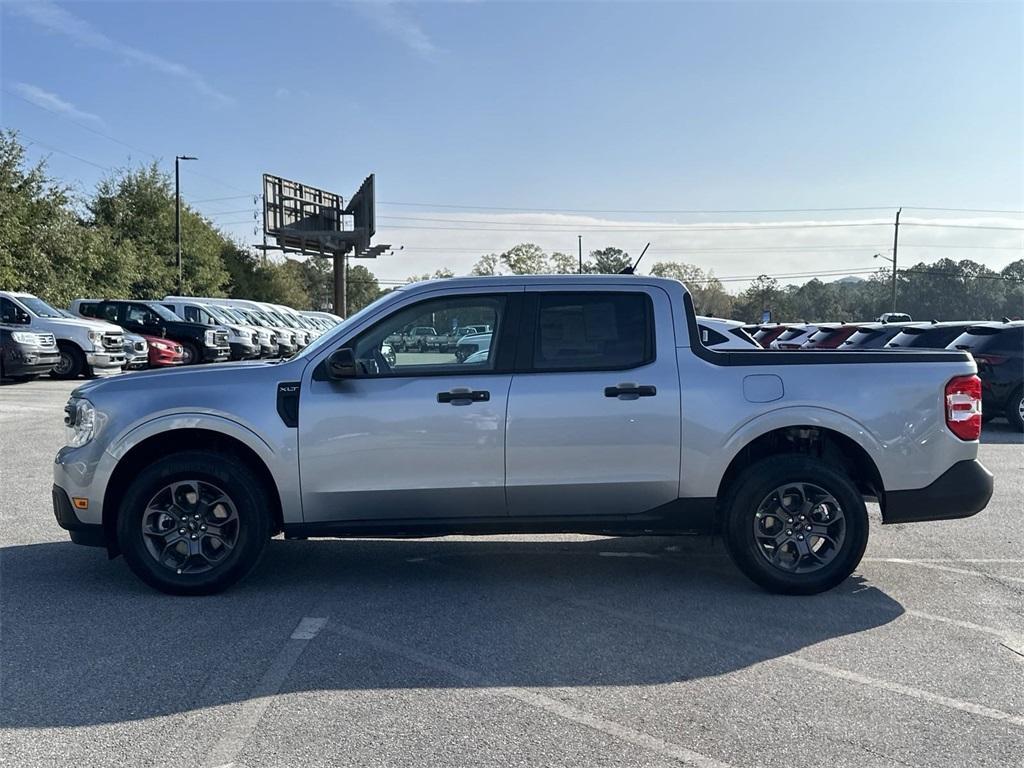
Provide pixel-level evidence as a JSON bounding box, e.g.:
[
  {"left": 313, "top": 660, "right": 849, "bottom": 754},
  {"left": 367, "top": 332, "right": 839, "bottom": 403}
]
[
  {"left": 715, "top": 424, "right": 885, "bottom": 516},
  {"left": 102, "top": 427, "right": 284, "bottom": 556}
]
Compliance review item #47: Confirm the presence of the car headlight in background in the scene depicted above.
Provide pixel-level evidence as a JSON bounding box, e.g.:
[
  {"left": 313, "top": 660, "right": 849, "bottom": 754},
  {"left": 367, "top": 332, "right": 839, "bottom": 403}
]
[
  {"left": 10, "top": 331, "right": 38, "bottom": 344},
  {"left": 64, "top": 398, "right": 97, "bottom": 448},
  {"left": 204, "top": 329, "right": 216, "bottom": 346}
]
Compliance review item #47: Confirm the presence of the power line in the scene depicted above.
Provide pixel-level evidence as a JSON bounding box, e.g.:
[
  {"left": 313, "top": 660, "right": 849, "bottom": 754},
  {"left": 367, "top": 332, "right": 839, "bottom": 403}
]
[
  {"left": 5, "top": 89, "right": 249, "bottom": 193},
  {"left": 380, "top": 200, "right": 1024, "bottom": 216},
  {"left": 6, "top": 128, "right": 115, "bottom": 172},
  {"left": 905, "top": 206, "right": 1024, "bottom": 215},
  {"left": 379, "top": 200, "right": 898, "bottom": 214},
  {"left": 377, "top": 222, "right": 894, "bottom": 233}
]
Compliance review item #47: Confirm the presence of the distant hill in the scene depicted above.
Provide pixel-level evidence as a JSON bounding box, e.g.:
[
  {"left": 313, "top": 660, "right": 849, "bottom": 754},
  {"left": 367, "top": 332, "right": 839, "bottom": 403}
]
[{"left": 833, "top": 276, "right": 866, "bottom": 285}]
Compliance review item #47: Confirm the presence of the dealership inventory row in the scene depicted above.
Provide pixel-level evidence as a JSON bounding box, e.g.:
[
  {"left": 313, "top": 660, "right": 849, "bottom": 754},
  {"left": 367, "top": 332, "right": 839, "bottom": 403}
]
[{"left": 1, "top": 288, "right": 1020, "bottom": 431}]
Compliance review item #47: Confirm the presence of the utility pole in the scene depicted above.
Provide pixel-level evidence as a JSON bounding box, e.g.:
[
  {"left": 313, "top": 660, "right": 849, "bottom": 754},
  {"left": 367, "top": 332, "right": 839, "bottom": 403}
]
[
  {"left": 333, "top": 251, "right": 348, "bottom": 318},
  {"left": 174, "top": 155, "right": 197, "bottom": 294},
  {"left": 891, "top": 207, "right": 901, "bottom": 312},
  {"left": 578, "top": 235, "right": 583, "bottom": 274}
]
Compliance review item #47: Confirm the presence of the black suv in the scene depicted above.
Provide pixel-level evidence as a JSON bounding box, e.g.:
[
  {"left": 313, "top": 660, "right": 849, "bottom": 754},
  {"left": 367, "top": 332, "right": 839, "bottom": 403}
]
[
  {"left": 77, "top": 300, "right": 230, "bottom": 365},
  {"left": 948, "top": 321, "right": 1024, "bottom": 431}
]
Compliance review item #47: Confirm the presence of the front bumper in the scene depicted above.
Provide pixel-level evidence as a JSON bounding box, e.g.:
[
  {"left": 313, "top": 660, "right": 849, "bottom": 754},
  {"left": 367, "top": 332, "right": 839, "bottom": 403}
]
[
  {"left": 86, "top": 351, "right": 126, "bottom": 372},
  {"left": 52, "top": 484, "right": 105, "bottom": 547},
  {"left": 201, "top": 345, "right": 231, "bottom": 363},
  {"left": 2, "top": 347, "right": 60, "bottom": 376},
  {"left": 883, "top": 459, "right": 993, "bottom": 524},
  {"left": 230, "top": 341, "right": 261, "bottom": 360}
]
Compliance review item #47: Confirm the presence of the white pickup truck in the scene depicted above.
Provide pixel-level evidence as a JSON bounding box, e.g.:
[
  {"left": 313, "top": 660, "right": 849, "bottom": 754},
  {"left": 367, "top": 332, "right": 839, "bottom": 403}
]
[
  {"left": 1, "top": 290, "right": 125, "bottom": 378},
  {"left": 53, "top": 275, "right": 993, "bottom": 595}
]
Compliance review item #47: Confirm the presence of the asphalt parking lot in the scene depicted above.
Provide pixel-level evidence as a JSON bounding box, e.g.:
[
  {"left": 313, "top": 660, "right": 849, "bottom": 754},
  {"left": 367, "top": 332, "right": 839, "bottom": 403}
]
[{"left": 1, "top": 379, "right": 1021, "bottom": 768}]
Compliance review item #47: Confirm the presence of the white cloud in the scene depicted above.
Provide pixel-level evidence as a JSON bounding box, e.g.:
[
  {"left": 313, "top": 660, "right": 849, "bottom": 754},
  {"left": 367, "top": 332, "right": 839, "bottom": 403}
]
[
  {"left": 351, "top": 1, "right": 439, "bottom": 59},
  {"left": 363, "top": 212, "right": 1024, "bottom": 287},
  {"left": 12, "top": 82, "right": 105, "bottom": 126},
  {"left": 9, "top": 1, "right": 233, "bottom": 106}
]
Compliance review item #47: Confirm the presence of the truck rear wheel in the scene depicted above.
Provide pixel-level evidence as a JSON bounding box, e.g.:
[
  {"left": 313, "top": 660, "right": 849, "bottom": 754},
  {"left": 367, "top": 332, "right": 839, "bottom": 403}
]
[
  {"left": 722, "top": 455, "right": 868, "bottom": 595},
  {"left": 1008, "top": 386, "right": 1024, "bottom": 432},
  {"left": 116, "top": 450, "right": 271, "bottom": 595},
  {"left": 51, "top": 342, "right": 85, "bottom": 379}
]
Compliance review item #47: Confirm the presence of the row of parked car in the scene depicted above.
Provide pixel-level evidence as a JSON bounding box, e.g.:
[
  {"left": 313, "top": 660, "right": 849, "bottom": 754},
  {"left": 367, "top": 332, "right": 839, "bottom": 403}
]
[
  {"left": 0, "top": 290, "right": 341, "bottom": 382},
  {"left": 695, "top": 314, "right": 1024, "bottom": 431}
]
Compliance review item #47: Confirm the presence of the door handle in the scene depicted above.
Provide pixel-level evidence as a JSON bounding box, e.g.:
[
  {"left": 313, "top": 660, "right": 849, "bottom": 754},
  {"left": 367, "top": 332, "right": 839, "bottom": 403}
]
[
  {"left": 604, "top": 383, "right": 657, "bottom": 399},
  {"left": 437, "top": 388, "right": 490, "bottom": 404}
]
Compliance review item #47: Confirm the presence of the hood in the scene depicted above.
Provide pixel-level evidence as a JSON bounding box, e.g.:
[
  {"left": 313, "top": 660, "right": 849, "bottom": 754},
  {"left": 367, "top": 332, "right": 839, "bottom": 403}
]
[
  {"left": 44, "top": 316, "right": 123, "bottom": 334},
  {"left": 72, "top": 357, "right": 284, "bottom": 400}
]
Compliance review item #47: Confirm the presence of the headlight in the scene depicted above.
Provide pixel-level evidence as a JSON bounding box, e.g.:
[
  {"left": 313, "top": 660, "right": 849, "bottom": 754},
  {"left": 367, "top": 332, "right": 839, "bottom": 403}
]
[
  {"left": 10, "top": 331, "right": 36, "bottom": 344},
  {"left": 204, "top": 329, "right": 216, "bottom": 346},
  {"left": 87, "top": 330, "right": 103, "bottom": 345},
  {"left": 63, "top": 398, "right": 97, "bottom": 448}
]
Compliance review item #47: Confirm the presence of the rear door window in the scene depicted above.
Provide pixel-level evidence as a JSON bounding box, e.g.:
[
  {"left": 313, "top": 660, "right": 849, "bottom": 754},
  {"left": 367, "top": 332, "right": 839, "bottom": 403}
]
[{"left": 532, "top": 292, "right": 652, "bottom": 371}]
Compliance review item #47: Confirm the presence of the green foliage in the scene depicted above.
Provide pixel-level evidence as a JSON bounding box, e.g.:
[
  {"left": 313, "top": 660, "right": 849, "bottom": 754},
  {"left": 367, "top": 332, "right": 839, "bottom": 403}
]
[
  {"left": 0, "top": 131, "right": 390, "bottom": 315},
  {"left": 588, "top": 246, "right": 631, "bottom": 274}
]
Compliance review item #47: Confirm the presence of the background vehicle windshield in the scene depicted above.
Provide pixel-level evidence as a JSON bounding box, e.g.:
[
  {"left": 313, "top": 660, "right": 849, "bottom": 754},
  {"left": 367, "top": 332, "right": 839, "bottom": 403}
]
[
  {"left": 145, "top": 303, "right": 183, "bottom": 322},
  {"left": 19, "top": 296, "right": 64, "bottom": 318}
]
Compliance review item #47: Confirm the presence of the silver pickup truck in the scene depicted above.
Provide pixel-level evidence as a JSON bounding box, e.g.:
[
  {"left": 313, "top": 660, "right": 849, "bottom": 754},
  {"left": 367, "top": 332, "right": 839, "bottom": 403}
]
[{"left": 53, "top": 275, "right": 993, "bottom": 596}]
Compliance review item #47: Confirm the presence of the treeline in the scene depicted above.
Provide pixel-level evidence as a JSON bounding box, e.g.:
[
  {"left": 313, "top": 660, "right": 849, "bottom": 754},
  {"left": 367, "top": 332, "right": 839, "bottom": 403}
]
[
  {"left": 1, "top": 131, "right": 1020, "bottom": 322},
  {"left": 0, "top": 131, "right": 379, "bottom": 312}
]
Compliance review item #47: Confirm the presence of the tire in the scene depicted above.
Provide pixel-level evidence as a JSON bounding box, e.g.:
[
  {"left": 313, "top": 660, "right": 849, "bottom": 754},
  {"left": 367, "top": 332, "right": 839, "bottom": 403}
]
[
  {"left": 116, "top": 450, "right": 272, "bottom": 595},
  {"left": 1008, "top": 386, "right": 1024, "bottom": 433},
  {"left": 722, "top": 455, "right": 869, "bottom": 595},
  {"left": 180, "top": 342, "right": 200, "bottom": 366},
  {"left": 51, "top": 342, "right": 85, "bottom": 379}
]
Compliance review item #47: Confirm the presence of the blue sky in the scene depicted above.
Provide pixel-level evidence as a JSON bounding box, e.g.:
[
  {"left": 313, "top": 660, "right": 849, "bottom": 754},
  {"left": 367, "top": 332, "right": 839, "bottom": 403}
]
[{"left": 2, "top": 0, "right": 1021, "bottom": 283}]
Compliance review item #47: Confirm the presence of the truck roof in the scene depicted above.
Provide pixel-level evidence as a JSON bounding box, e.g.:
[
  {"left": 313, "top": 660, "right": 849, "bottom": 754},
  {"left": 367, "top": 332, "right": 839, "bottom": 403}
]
[{"left": 402, "top": 274, "right": 688, "bottom": 292}]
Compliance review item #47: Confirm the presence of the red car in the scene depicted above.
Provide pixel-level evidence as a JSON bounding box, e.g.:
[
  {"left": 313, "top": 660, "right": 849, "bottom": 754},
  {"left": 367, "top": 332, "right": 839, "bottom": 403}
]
[
  {"left": 144, "top": 335, "right": 184, "bottom": 367},
  {"left": 801, "top": 323, "right": 863, "bottom": 349}
]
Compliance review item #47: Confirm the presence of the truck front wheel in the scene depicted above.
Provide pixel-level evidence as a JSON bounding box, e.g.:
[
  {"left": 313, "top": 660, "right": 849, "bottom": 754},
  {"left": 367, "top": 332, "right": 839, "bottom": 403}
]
[
  {"left": 180, "top": 342, "right": 200, "bottom": 365},
  {"left": 116, "top": 450, "right": 272, "bottom": 595},
  {"left": 722, "top": 456, "right": 868, "bottom": 595},
  {"left": 51, "top": 342, "right": 85, "bottom": 379}
]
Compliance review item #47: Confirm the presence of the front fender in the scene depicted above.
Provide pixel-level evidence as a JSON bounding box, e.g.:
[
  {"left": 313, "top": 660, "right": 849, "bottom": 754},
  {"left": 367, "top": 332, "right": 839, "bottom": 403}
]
[{"left": 85, "top": 413, "right": 300, "bottom": 527}]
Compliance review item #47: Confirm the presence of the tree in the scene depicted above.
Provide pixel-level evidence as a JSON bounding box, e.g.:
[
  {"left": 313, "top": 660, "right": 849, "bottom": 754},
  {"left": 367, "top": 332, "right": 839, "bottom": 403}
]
[
  {"left": 501, "top": 243, "right": 548, "bottom": 274},
  {"left": 346, "top": 263, "right": 382, "bottom": 313},
  {"left": 548, "top": 251, "right": 580, "bottom": 274},
  {"left": 589, "top": 247, "right": 631, "bottom": 274},
  {"left": 89, "top": 163, "right": 228, "bottom": 298},
  {"left": 733, "top": 275, "right": 788, "bottom": 322},
  {"left": 470, "top": 253, "right": 501, "bottom": 276},
  {"left": 648, "top": 261, "right": 733, "bottom": 317}
]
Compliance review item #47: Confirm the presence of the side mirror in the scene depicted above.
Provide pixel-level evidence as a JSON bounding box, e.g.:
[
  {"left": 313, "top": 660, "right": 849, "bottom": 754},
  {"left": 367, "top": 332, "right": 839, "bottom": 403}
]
[
  {"left": 14, "top": 309, "right": 31, "bottom": 325},
  {"left": 326, "top": 348, "right": 358, "bottom": 380}
]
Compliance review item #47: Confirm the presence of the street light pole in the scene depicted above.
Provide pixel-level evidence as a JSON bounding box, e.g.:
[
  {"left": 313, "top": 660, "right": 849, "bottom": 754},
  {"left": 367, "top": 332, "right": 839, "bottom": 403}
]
[
  {"left": 890, "top": 207, "right": 901, "bottom": 312},
  {"left": 175, "top": 155, "right": 198, "bottom": 294},
  {"left": 578, "top": 235, "right": 582, "bottom": 274}
]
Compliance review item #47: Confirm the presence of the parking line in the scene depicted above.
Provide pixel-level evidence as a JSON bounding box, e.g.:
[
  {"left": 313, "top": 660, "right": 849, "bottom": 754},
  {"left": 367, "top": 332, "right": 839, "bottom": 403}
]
[
  {"left": 863, "top": 558, "right": 1024, "bottom": 585},
  {"left": 205, "top": 616, "right": 327, "bottom": 768},
  {"left": 330, "top": 622, "right": 737, "bottom": 768},
  {"left": 573, "top": 600, "right": 1024, "bottom": 729}
]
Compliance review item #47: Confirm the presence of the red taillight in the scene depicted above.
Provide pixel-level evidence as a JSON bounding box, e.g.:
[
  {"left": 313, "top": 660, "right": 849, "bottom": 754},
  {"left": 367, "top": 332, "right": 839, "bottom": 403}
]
[{"left": 945, "top": 375, "right": 982, "bottom": 440}]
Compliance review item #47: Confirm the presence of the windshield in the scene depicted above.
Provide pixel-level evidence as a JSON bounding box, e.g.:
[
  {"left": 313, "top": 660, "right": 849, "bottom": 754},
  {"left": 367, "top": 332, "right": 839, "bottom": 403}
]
[
  {"left": 202, "top": 305, "right": 231, "bottom": 324},
  {"left": 145, "top": 303, "right": 183, "bottom": 321},
  {"left": 218, "top": 306, "right": 246, "bottom": 324},
  {"left": 19, "top": 296, "right": 63, "bottom": 318}
]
